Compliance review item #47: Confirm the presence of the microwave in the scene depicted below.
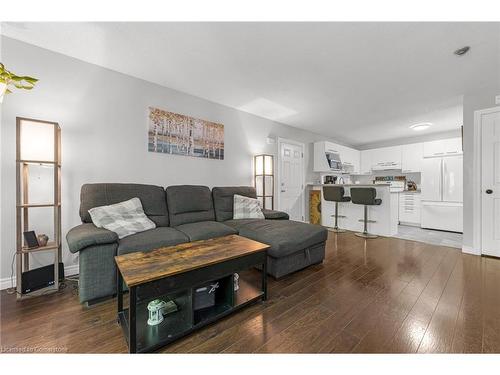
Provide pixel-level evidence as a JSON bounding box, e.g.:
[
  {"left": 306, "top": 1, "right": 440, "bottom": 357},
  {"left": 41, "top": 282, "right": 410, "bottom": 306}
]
[{"left": 326, "top": 152, "right": 342, "bottom": 171}]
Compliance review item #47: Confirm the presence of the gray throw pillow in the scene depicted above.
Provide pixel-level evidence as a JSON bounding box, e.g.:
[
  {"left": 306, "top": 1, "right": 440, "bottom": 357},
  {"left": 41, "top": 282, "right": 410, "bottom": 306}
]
[
  {"left": 233, "top": 194, "right": 265, "bottom": 220},
  {"left": 88, "top": 197, "right": 156, "bottom": 239}
]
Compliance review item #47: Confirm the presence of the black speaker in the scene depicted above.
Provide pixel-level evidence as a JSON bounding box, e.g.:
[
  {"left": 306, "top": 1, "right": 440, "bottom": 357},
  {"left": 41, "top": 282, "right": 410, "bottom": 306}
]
[{"left": 21, "top": 263, "right": 65, "bottom": 294}]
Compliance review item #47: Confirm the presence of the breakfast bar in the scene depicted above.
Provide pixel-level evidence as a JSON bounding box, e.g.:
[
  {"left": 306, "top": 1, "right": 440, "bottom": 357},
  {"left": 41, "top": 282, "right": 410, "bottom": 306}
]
[{"left": 308, "top": 184, "right": 399, "bottom": 237}]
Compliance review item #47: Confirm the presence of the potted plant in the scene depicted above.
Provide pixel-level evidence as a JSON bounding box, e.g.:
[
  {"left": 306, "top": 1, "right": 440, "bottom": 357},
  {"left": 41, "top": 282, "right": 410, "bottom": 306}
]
[{"left": 0, "top": 63, "right": 38, "bottom": 103}]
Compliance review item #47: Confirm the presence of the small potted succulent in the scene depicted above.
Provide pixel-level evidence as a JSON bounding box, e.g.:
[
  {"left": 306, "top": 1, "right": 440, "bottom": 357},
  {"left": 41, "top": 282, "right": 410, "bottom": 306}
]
[{"left": 0, "top": 62, "right": 38, "bottom": 103}]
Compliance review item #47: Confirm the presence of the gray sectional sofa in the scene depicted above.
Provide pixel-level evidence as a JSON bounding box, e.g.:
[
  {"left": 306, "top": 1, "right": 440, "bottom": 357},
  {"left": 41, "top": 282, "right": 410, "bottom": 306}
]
[{"left": 67, "top": 183, "right": 327, "bottom": 305}]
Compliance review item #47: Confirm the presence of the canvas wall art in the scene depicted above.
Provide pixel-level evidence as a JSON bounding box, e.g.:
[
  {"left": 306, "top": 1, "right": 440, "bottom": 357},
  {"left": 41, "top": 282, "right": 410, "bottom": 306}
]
[{"left": 148, "top": 107, "right": 224, "bottom": 160}]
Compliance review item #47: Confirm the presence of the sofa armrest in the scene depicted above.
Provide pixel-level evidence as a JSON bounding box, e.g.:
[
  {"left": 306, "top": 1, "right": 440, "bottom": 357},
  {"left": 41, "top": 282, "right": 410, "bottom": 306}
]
[
  {"left": 262, "top": 209, "right": 290, "bottom": 220},
  {"left": 66, "top": 223, "right": 118, "bottom": 253}
]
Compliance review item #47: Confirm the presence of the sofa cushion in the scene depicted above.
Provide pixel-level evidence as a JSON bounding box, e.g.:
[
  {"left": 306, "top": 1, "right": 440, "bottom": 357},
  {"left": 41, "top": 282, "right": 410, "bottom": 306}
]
[
  {"left": 233, "top": 220, "right": 327, "bottom": 258},
  {"left": 212, "top": 186, "right": 258, "bottom": 222},
  {"left": 117, "top": 227, "right": 189, "bottom": 255},
  {"left": 224, "top": 218, "right": 263, "bottom": 231},
  {"left": 166, "top": 185, "right": 215, "bottom": 226},
  {"left": 89, "top": 197, "right": 156, "bottom": 239},
  {"left": 80, "top": 183, "right": 169, "bottom": 227},
  {"left": 261, "top": 209, "right": 290, "bottom": 220},
  {"left": 233, "top": 194, "right": 264, "bottom": 219},
  {"left": 175, "top": 221, "right": 238, "bottom": 241}
]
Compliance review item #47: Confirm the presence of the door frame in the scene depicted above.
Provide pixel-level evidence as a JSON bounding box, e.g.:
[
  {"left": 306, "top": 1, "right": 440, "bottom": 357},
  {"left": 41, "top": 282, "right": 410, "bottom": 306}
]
[
  {"left": 471, "top": 106, "right": 500, "bottom": 255},
  {"left": 277, "top": 137, "right": 306, "bottom": 221}
]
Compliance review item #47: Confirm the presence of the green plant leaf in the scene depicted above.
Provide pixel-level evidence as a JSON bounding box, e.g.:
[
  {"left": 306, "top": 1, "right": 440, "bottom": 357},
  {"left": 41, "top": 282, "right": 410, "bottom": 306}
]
[
  {"left": 21, "top": 76, "right": 38, "bottom": 83},
  {"left": 0, "top": 64, "right": 38, "bottom": 93}
]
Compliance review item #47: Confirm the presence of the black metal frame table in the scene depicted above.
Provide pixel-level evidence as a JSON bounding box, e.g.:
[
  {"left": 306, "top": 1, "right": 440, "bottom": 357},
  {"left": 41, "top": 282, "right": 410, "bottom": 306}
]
[{"left": 116, "top": 235, "right": 269, "bottom": 353}]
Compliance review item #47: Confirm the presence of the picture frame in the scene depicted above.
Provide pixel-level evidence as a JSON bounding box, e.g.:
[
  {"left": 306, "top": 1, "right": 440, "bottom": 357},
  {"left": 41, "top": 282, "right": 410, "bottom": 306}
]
[{"left": 23, "top": 230, "right": 39, "bottom": 249}]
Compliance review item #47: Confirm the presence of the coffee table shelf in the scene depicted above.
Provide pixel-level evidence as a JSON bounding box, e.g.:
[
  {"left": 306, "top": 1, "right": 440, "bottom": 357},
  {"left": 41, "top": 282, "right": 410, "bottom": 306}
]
[{"left": 235, "top": 278, "right": 264, "bottom": 307}]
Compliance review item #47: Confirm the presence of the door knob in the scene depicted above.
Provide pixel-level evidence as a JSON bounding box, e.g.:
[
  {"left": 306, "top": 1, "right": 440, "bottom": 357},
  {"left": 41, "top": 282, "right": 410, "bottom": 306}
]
[{"left": 486, "top": 189, "right": 493, "bottom": 194}]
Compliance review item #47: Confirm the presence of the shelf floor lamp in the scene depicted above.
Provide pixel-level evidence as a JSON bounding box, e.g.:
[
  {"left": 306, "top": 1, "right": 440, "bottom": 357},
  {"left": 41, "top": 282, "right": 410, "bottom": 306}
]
[
  {"left": 16, "top": 117, "right": 62, "bottom": 300},
  {"left": 254, "top": 154, "right": 274, "bottom": 209}
]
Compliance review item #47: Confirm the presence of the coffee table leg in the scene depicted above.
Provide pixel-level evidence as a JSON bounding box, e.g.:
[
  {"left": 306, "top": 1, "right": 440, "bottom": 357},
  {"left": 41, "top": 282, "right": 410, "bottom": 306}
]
[
  {"left": 262, "top": 258, "right": 268, "bottom": 301},
  {"left": 117, "top": 270, "right": 123, "bottom": 316},
  {"left": 129, "top": 286, "right": 137, "bottom": 353}
]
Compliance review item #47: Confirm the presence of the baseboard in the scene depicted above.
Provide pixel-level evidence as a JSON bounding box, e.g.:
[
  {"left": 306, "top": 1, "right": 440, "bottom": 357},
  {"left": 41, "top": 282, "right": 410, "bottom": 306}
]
[
  {"left": 0, "top": 264, "right": 79, "bottom": 291},
  {"left": 462, "top": 245, "right": 480, "bottom": 255}
]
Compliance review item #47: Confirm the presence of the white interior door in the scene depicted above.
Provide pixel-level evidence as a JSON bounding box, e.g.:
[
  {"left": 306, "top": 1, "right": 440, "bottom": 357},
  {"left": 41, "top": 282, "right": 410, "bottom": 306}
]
[
  {"left": 279, "top": 141, "right": 304, "bottom": 221},
  {"left": 443, "top": 155, "right": 463, "bottom": 202},
  {"left": 421, "top": 157, "right": 442, "bottom": 201},
  {"left": 481, "top": 109, "right": 500, "bottom": 256}
]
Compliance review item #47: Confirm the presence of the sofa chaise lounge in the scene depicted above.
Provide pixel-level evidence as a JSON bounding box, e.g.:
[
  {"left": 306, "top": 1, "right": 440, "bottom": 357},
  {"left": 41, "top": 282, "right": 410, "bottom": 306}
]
[{"left": 67, "top": 183, "right": 327, "bottom": 305}]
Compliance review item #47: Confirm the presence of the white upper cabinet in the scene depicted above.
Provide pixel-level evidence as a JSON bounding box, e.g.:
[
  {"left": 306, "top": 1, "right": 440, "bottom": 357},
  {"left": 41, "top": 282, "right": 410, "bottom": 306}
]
[
  {"left": 423, "top": 137, "right": 462, "bottom": 158},
  {"left": 401, "top": 143, "right": 423, "bottom": 173},
  {"left": 337, "top": 144, "right": 360, "bottom": 174},
  {"left": 367, "top": 145, "right": 402, "bottom": 170},
  {"left": 313, "top": 141, "right": 360, "bottom": 173},
  {"left": 360, "top": 148, "right": 375, "bottom": 174}
]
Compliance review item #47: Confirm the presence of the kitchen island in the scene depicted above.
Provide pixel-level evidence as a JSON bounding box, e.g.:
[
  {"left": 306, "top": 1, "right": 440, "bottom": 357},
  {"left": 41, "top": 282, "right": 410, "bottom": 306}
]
[{"left": 308, "top": 184, "right": 398, "bottom": 237}]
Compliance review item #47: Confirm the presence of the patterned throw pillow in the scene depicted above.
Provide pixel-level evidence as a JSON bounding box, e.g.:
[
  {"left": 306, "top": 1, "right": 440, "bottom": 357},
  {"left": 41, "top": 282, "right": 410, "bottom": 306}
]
[
  {"left": 88, "top": 197, "right": 156, "bottom": 239},
  {"left": 233, "top": 194, "right": 265, "bottom": 220}
]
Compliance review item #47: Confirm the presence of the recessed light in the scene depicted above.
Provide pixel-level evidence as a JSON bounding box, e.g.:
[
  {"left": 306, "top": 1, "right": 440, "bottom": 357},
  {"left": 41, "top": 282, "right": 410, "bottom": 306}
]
[
  {"left": 454, "top": 46, "right": 470, "bottom": 56},
  {"left": 410, "top": 123, "right": 432, "bottom": 131}
]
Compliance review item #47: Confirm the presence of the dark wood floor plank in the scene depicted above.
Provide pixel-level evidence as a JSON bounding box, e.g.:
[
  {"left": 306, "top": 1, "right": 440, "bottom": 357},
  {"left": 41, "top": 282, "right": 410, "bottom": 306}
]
[
  {"left": 416, "top": 249, "right": 465, "bottom": 353},
  {"left": 450, "top": 254, "right": 484, "bottom": 353},
  {"left": 333, "top": 242, "right": 443, "bottom": 353},
  {"left": 384, "top": 247, "right": 460, "bottom": 353},
  {"left": 1, "top": 232, "right": 499, "bottom": 354},
  {"left": 254, "top": 238, "right": 415, "bottom": 353},
  {"left": 481, "top": 257, "right": 500, "bottom": 353}
]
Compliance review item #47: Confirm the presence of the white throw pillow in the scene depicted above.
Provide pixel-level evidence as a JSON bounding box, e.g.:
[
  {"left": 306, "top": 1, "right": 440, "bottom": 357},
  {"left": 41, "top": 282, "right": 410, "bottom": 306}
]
[
  {"left": 88, "top": 197, "right": 156, "bottom": 239},
  {"left": 233, "top": 194, "right": 265, "bottom": 220}
]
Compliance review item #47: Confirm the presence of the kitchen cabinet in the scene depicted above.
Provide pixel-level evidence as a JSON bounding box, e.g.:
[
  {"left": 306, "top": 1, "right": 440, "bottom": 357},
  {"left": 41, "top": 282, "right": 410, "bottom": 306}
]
[
  {"left": 314, "top": 141, "right": 360, "bottom": 174},
  {"left": 338, "top": 145, "right": 360, "bottom": 174},
  {"left": 361, "top": 146, "right": 402, "bottom": 171},
  {"left": 423, "top": 137, "right": 462, "bottom": 158},
  {"left": 398, "top": 192, "right": 421, "bottom": 225},
  {"left": 401, "top": 142, "right": 423, "bottom": 173},
  {"left": 360, "top": 149, "right": 376, "bottom": 174},
  {"left": 314, "top": 141, "right": 336, "bottom": 172}
]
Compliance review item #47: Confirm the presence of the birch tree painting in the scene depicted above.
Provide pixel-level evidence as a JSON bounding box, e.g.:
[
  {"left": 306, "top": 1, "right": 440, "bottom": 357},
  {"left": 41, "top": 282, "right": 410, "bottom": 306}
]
[{"left": 148, "top": 107, "right": 224, "bottom": 160}]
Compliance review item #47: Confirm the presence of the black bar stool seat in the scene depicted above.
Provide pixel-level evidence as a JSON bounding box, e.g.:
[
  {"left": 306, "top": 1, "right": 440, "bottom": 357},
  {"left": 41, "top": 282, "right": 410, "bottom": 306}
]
[
  {"left": 350, "top": 187, "right": 382, "bottom": 239},
  {"left": 322, "top": 186, "right": 351, "bottom": 233}
]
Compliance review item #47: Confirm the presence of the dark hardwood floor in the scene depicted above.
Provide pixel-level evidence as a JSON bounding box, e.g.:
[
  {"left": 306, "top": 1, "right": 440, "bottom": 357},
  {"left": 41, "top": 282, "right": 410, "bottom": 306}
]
[{"left": 1, "top": 232, "right": 499, "bottom": 353}]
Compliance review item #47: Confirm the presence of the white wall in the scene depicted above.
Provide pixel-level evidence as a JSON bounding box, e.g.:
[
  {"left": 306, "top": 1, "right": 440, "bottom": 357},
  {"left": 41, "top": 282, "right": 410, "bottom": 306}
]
[{"left": 0, "top": 37, "right": 335, "bottom": 282}]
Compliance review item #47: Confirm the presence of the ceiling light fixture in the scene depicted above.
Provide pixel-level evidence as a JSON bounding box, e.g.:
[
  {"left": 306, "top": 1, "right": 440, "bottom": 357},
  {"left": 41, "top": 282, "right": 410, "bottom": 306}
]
[
  {"left": 410, "top": 122, "right": 432, "bottom": 131},
  {"left": 454, "top": 46, "right": 470, "bottom": 56}
]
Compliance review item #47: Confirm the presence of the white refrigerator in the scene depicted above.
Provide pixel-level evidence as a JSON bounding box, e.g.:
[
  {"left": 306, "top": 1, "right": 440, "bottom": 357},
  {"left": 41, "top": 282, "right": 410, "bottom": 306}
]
[{"left": 421, "top": 155, "right": 463, "bottom": 232}]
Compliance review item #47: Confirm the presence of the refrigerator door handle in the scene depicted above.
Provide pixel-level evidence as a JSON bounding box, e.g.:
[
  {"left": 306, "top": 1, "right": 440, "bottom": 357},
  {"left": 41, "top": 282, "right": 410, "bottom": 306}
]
[{"left": 441, "top": 158, "right": 445, "bottom": 201}]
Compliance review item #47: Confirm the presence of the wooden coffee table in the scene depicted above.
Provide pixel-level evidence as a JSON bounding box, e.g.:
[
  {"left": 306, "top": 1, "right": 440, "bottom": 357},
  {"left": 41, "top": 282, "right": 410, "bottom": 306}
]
[{"left": 115, "top": 234, "right": 269, "bottom": 353}]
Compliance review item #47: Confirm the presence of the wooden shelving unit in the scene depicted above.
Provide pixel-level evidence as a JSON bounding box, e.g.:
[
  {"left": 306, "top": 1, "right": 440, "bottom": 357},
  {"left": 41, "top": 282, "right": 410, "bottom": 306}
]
[
  {"left": 15, "top": 117, "right": 61, "bottom": 300},
  {"left": 254, "top": 154, "right": 274, "bottom": 209}
]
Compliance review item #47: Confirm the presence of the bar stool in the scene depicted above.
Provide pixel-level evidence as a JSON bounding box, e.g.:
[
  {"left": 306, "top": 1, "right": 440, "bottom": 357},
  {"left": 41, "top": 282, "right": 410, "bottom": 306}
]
[
  {"left": 322, "top": 186, "right": 351, "bottom": 233},
  {"left": 350, "top": 187, "right": 382, "bottom": 239}
]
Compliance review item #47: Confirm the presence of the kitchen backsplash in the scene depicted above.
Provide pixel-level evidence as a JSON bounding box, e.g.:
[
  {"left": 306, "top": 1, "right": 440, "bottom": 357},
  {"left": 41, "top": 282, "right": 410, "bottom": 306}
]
[{"left": 351, "top": 171, "right": 421, "bottom": 187}]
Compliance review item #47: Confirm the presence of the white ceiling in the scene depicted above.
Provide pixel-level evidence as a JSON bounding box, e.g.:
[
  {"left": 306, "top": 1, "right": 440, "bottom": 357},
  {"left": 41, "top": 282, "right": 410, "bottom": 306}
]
[{"left": 2, "top": 22, "right": 499, "bottom": 147}]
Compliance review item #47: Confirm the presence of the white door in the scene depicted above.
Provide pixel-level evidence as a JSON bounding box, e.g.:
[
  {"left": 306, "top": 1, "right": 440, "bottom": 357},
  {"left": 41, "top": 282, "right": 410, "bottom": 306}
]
[
  {"left": 279, "top": 141, "right": 304, "bottom": 221},
  {"left": 443, "top": 155, "right": 463, "bottom": 202},
  {"left": 481, "top": 109, "right": 500, "bottom": 256},
  {"left": 421, "top": 157, "right": 442, "bottom": 201}
]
